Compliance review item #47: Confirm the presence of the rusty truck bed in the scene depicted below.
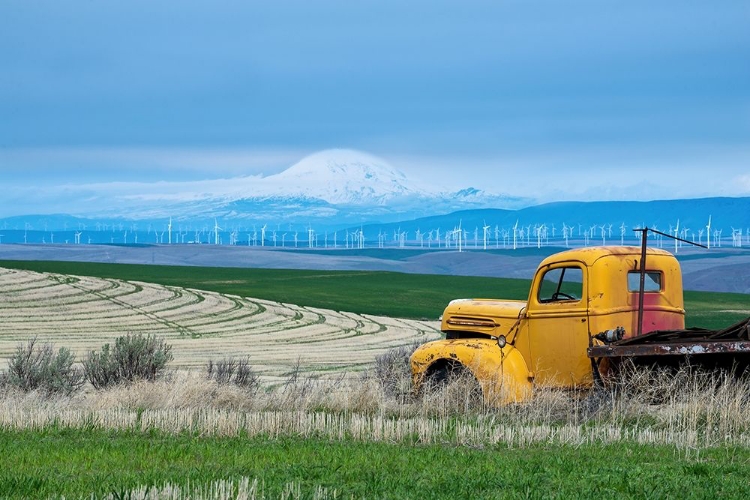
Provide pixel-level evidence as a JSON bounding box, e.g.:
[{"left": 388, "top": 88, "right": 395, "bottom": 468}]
[{"left": 588, "top": 317, "right": 750, "bottom": 359}]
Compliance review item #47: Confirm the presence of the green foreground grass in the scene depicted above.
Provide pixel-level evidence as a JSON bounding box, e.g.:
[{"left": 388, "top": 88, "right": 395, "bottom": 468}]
[
  {"left": 0, "top": 260, "right": 747, "bottom": 328},
  {"left": 1, "top": 428, "right": 748, "bottom": 499}
]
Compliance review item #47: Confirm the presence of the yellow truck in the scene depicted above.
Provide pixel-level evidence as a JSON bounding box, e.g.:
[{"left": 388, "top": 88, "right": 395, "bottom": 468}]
[{"left": 410, "top": 245, "right": 750, "bottom": 404}]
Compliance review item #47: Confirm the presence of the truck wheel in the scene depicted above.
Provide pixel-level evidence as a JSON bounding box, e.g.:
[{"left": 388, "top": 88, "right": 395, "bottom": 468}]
[{"left": 424, "top": 362, "right": 484, "bottom": 408}]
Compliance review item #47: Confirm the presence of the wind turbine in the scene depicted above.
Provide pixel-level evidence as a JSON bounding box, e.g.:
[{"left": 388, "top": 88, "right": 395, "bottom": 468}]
[
  {"left": 706, "top": 216, "right": 711, "bottom": 250},
  {"left": 739, "top": 228, "right": 745, "bottom": 246},
  {"left": 652, "top": 224, "right": 661, "bottom": 247},
  {"left": 261, "top": 224, "right": 267, "bottom": 247},
  {"left": 620, "top": 223, "right": 626, "bottom": 245},
  {"left": 213, "top": 219, "right": 221, "bottom": 245},
  {"left": 168, "top": 217, "right": 172, "bottom": 245},
  {"left": 457, "top": 220, "right": 463, "bottom": 252},
  {"left": 482, "top": 221, "right": 490, "bottom": 250},
  {"left": 512, "top": 220, "right": 518, "bottom": 250},
  {"left": 673, "top": 219, "right": 680, "bottom": 253}
]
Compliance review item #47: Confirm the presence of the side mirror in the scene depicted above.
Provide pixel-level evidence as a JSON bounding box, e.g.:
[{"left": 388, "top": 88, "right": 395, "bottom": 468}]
[{"left": 496, "top": 335, "right": 507, "bottom": 349}]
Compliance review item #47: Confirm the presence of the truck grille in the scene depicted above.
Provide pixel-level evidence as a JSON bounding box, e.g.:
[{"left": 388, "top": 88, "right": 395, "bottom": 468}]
[{"left": 445, "top": 316, "right": 498, "bottom": 329}]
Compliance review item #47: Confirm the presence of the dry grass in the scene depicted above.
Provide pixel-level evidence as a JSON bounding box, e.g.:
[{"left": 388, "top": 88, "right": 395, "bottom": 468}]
[
  {"left": 69, "top": 477, "right": 337, "bottom": 500},
  {"left": 1, "top": 364, "right": 748, "bottom": 450}
]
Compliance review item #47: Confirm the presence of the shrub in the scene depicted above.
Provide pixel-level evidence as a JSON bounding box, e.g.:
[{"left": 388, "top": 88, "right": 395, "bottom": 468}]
[
  {"left": 206, "top": 356, "right": 259, "bottom": 391},
  {"left": 373, "top": 341, "right": 422, "bottom": 402},
  {"left": 4, "top": 337, "right": 84, "bottom": 395},
  {"left": 84, "top": 334, "right": 173, "bottom": 389}
]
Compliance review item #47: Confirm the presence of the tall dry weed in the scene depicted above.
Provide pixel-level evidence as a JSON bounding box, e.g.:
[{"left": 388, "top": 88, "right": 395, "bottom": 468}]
[
  {"left": 0, "top": 362, "right": 748, "bottom": 449},
  {"left": 90, "top": 477, "right": 338, "bottom": 500}
]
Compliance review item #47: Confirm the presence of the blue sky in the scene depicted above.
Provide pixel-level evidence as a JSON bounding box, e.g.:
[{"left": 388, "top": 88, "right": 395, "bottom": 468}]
[{"left": 1, "top": 0, "right": 749, "bottom": 211}]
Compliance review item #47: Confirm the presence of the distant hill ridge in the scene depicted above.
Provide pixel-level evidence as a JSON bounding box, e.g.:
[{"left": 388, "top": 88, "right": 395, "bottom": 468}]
[
  {"left": 2, "top": 197, "right": 749, "bottom": 240},
  {"left": 355, "top": 197, "right": 750, "bottom": 239}
]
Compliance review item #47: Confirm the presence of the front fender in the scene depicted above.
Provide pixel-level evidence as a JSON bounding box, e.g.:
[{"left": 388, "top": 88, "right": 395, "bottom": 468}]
[{"left": 410, "top": 338, "right": 533, "bottom": 404}]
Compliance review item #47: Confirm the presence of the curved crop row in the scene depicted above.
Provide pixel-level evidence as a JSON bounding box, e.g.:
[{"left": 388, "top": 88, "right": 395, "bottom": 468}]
[{"left": 0, "top": 268, "right": 441, "bottom": 378}]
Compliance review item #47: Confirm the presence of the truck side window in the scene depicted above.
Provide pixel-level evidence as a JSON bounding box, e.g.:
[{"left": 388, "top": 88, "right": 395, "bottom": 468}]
[
  {"left": 627, "top": 271, "right": 662, "bottom": 292},
  {"left": 538, "top": 267, "right": 583, "bottom": 303}
]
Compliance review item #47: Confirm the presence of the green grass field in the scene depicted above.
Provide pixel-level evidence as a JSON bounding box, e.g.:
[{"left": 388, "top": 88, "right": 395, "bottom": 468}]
[
  {"left": 1, "top": 428, "right": 748, "bottom": 499},
  {"left": 0, "top": 260, "right": 530, "bottom": 320},
  {"left": 0, "top": 259, "right": 746, "bottom": 328}
]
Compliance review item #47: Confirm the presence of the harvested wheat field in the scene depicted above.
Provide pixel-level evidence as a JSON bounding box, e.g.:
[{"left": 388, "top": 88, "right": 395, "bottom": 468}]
[{"left": 0, "top": 267, "right": 441, "bottom": 379}]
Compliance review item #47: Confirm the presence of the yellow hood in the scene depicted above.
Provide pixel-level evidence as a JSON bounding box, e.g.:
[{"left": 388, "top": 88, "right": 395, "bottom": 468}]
[{"left": 441, "top": 298, "right": 526, "bottom": 337}]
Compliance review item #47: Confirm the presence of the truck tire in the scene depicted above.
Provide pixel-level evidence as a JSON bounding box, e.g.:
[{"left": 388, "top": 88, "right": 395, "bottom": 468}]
[{"left": 424, "top": 361, "right": 484, "bottom": 407}]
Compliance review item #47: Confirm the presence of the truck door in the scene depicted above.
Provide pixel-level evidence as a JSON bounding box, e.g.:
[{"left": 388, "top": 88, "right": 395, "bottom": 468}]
[{"left": 526, "top": 262, "right": 592, "bottom": 388}]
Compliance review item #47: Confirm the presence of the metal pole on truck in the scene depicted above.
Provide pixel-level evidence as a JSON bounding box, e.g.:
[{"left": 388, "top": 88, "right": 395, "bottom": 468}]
[{"left": 632, "top": 227, "right": 707, "bottom": 337}]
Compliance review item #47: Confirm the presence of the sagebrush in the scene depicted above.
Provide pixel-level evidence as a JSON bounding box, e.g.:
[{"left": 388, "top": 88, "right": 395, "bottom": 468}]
[
  {"left": 84, "top": 333, "right": 173, "bottom": 389},
  {"left": 2, "top": 337, "right": 84, "bottom": 395},
  {"left": 373, "top": 340, "right": 421, "bottom": 402},
  {"left": 206, "top": 356, "right": 259, "bottom": 391}
]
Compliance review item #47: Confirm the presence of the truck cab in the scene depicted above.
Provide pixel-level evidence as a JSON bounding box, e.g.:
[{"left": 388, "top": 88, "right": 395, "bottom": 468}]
[{"left": 410, "top": 246, "right": 685, "bottom": 403}]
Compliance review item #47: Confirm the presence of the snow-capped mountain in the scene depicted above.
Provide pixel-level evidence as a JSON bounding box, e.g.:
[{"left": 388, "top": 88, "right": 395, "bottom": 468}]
[
  {"left": 265, "top": 149, "right": 435, "bottom": 205},
  {"left": 2, "top": 149, "right": 528, "bottom": 228},
  {"left": 215, "top": 149, "right": 525, "bottom": 223}
]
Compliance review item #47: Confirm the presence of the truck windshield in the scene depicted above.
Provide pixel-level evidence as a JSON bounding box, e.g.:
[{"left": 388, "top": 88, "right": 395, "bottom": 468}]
[{"left": 538, "top": 267, "right": 583, "bottom": 303}]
